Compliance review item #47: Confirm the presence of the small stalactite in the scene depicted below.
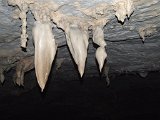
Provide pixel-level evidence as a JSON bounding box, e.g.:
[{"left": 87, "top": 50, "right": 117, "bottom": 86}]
[
  {"left": 95, "top": 47, "right": 107, "bottom": 72},
  {"left": 19, "top": 5, "right": 28, "bottom": 48},
  {"left": 113, "top": 0, "right": 134, "bottom": 23},
  {"left": 14, "top": 56, "right": 34, "bottom": 86},
  {"left": 8, "top": 0, "right": 34, "bottom": 48},
  {"left": 138, "top": 24, "right": 157, "bottom": 42},
  {"left": 92, "top": 19, "right": 108, "bottom": 72}
]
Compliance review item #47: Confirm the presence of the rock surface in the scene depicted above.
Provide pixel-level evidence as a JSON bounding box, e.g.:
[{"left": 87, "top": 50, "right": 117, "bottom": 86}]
[{"left": 0, "top": 0, "right": 160, "bottom": 82}]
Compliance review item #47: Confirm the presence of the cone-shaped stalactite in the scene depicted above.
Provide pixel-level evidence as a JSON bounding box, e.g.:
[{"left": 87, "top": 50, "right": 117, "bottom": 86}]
[
  {"left": 33, "top": 22, "right": 57, "bottom": 91},
  {"left": 65, "top": 25, "right": 89, "bottom": 77},
  {"left": 95, "top": 47, "right": 107, "bottom": 72}
]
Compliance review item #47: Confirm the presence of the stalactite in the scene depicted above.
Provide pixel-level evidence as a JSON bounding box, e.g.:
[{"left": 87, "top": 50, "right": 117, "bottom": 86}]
[
  {"left": 19, "top": 10, "right": 28, "bottom": 48},
  {"left": 93, "top": 26, "right": 106, "bottom": 47},
  {"left": 138, "top": 24, "right": 157, "bottom": 42},
  {"left": 30, "top": 3, "right": 58, "bottom": 91},
  {"left": 8, "top": 0, "right": 34, "bottom": 48},
  {"left": 92, "top": 19, "right": 108, "bottom": 72},
  {"left": 33, "top": 21, "right": 57, "bottom": 91},
  {"left": 65, "top": 24, "right": 89, "bottom": 77},
  {"left": 14, "top": 56, "right": 34, "bottom": 86},
  {"left": 95, "top": 47, "right": 107, "bottom": 72},
  {"left": 50, "top": 11, "right": 90, "bottom": 77},
  {"left": 113, "top": 0, "right": 134, "bottom": 23}
]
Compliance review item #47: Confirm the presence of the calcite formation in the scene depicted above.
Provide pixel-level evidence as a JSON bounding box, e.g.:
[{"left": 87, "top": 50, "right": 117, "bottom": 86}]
[
  {"left": 14, "top": 56, "right": 34, "bottom": 86},
  {"left": 8, "top": 0, "right": 34, "bottom": 48},
  {"left": 33, "top": 22, "right": 57, "bottom": 91},
  {"left": 8, "top": 0, "right": 134, "bottom": 91},
  {"left": 138, "top": 24, "right": 157, "bottom": 42},
  {"left": 113, "top": 0, "right": 134, "bottom": 22}
]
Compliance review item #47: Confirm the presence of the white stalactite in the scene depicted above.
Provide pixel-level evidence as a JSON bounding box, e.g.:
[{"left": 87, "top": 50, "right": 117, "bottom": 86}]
[
  {"left": 50, "top": 11, "right": 90, "bottom": 77},
  {"left": 65, "top": 24, "right": 89, "bottom": 77},
  {"left": 95, "top": 47, "right": 107, "bottom": 72},
  {"left": 92, "top": 19, "right": 108, "bottom": 72},
  {"left": 113, "top": 0, "right": 134, "bottom": 23},
  {"left": 93, "top": 26, "right": 106, "bottom": 48},
  {"left": 33, "top": 21, "right": 57, "bottom": 91},
  {"left": 8, "top": 0, "right": 34, "bottom": 48}
]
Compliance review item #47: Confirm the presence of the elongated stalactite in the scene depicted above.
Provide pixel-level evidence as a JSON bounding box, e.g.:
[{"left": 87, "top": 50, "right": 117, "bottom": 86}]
[
  {"left": 65, "top": 24, "right": 89, "bottom": 77},
  {"left": 33, "top": 21, "right": 57, "bottom": 91},
  {"left": 8, "top": 0, "right": 34, "bottom": 48},
  {"left": 92, "top": 19, "right": 108, "bottom": 72}
]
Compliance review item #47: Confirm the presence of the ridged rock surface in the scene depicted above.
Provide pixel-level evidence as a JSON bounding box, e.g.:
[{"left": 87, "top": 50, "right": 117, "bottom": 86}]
[{"left": 0, "top": 0, "right": 160, "bottom": 79}]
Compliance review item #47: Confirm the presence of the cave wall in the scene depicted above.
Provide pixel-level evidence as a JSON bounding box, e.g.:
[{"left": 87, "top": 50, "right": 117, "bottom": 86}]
[{"left": 0, "top": 0, "right": 160, "bottom": 81}]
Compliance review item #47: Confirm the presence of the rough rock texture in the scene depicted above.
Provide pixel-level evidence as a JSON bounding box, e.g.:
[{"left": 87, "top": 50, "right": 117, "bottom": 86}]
[{"left": 0, "top": 0, "right": 160, "bottom": 85}]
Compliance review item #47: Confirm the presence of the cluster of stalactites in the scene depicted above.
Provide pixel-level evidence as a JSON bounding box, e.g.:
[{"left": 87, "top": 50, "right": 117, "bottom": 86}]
[
  {"left": 8, "top": 0, "right": 134, "bottom": 91},
  {"left": 50, "top": 12, "right": 108, "bottom": 75}
]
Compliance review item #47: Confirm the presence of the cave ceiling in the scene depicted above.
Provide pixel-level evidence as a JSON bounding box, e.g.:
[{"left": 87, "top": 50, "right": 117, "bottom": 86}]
[{"left": 0, "top": 0, "right": 160, "bottom": 89}]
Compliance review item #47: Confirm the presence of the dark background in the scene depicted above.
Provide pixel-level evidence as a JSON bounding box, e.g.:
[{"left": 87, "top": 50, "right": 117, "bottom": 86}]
[{"left": 0, "top": 69, "right": 160, "bottom": 120}]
